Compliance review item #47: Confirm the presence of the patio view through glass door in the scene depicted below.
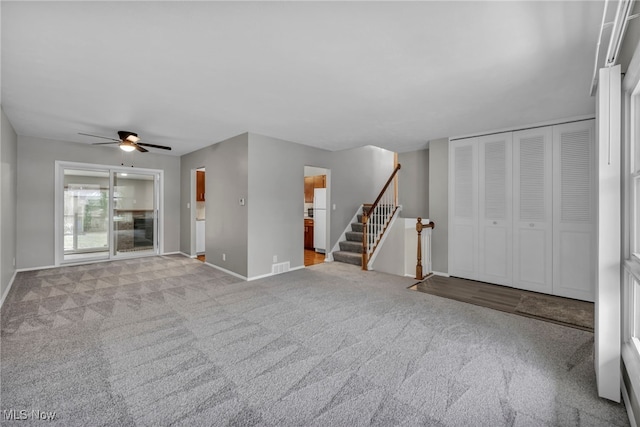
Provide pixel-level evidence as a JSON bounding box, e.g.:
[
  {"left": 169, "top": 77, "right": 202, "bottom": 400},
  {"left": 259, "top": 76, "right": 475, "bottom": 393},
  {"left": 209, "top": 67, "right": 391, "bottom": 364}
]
[
  {"left": 63, "top": 169, "right": 110, "bottom": 261},
  {"left": 59, "top": 163, "right": 160, "bottom": 264}
]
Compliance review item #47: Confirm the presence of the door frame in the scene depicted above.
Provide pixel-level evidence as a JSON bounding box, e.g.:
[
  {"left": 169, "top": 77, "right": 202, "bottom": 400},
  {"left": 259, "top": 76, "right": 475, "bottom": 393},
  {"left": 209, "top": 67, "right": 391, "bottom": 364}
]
[
  {"left": 190, "top": 167, "right": 205, "bottom": 258},
  {"left": 303, "top": 165, "right": 331, "bottom": 264},
  {"left": 54, "top": 160, "right": 164, "bottom": 266}
]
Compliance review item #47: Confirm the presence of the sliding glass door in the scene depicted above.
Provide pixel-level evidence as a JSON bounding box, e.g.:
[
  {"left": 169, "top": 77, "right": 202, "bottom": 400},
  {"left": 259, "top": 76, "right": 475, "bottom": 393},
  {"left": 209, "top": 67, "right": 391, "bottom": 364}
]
[
  {"left": 57, "top": 162, "right": 161, "bottom": 264},
  {"left": 113, "top": 172, "right": 157, "bottom": 256}
]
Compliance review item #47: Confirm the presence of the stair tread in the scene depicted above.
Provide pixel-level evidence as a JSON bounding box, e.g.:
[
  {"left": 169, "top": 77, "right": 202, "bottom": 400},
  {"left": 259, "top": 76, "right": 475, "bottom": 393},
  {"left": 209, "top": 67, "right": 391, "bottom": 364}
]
[{"left": 334, "top": 250, "right": 361, "bottom": 257}]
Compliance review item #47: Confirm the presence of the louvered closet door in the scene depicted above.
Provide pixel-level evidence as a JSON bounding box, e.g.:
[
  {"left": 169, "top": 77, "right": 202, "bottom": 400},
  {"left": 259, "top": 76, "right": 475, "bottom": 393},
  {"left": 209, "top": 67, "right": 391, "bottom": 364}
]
[
  {"left": 552, "top": 120, "right": 596, "bottom": 302},
  {"left": 512, "top": 127, "right": 553, "bottom": 294},
  {"left": 449, "top": 139, "right": 478, "bottom": 280},
  {"left": 478, "top": 133, "right": 512, "bottom": 285}
]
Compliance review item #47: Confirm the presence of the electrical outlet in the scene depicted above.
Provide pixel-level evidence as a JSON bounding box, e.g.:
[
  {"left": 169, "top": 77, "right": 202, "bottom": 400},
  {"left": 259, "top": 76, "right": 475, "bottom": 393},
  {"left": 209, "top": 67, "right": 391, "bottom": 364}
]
[
  {"left": 13, "top": 257, "right": 16, "bottom": 267},
  {"left": 239, "top": 198, "right": 245, "bottom": 206},
  {"left": 333, "top": 204, "right": 336, "bottom": 210},
  {"left": 187, "top": 202, "right": 190, "bottom": 209},
  {"left": 222, "top": 253, "right": 226, "bottom": 261},
  {"left": 273, "top": 255, "right": 277, "bottom": 263}
]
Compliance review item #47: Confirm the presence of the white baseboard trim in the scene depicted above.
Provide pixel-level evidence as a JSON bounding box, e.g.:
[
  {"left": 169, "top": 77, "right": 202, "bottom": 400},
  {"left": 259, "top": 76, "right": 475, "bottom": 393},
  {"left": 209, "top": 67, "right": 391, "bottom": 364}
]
[
  {"left": 174, "top": 251, "right": 194, "bottom": 258},
  {"left": 16, "top": 264, "right": 56, "bottom": 272},
  {"left": 248, "top": 272, "right": 273, "bottom": 281},
  {"left": 0, "top": 270, "right": 18, "bottom": 309},
  {"left": 204, "top": 262, "right": 247, "bottom": 281},
  {"left": 622, "top": 375, "right": 638, "bottom": 427},
  {"left": 162, "top": 251, "right": 184, "bottom": 256},
  {"left": 248, "top": 265, "right": 305, "bottom": 281},
  {"left": 432, "top": 271, "right": 450, "bottom": 277}
]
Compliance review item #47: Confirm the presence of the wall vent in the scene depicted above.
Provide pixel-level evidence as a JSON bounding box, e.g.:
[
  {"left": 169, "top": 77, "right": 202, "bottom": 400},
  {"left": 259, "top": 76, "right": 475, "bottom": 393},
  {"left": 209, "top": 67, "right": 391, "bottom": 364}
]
[{"left": 271, "top": 262, "right": 290, "bottom": 275}]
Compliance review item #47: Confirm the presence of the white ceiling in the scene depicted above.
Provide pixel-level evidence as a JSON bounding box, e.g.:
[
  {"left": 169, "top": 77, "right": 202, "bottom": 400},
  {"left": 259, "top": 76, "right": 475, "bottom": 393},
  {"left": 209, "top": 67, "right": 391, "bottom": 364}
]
[{"left": 1, "top": 1, "right": 603, "bottom": 156}]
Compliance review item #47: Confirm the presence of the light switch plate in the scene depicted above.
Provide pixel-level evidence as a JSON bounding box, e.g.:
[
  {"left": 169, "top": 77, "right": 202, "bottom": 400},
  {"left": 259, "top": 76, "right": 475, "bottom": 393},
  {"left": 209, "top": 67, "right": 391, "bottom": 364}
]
[{"left": 239, "top": 198, "right": 245, "bottom": 206}]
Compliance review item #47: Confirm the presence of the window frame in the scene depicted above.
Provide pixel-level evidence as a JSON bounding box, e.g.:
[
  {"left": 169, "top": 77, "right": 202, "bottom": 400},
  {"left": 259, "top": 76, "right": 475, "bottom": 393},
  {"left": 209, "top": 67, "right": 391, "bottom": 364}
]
[{"left": 623, "top": 67, "right": 640, "bottom": 403}]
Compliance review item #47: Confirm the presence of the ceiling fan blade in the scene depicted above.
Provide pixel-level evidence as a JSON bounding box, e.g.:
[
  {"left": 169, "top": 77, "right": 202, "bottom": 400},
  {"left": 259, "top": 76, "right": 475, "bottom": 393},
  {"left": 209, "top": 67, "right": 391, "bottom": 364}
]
[
  {"left": 137, "top": 142, "right": 172, "bottom": 150},
  {"left": 134, "top": 144, "right": 149, "bottom": 153},
  {"left": 79, "top": 132, "right": 119, "bottom": 142},
  {"left": 92, "top": 142, "right": 119, "bottom": 145}
]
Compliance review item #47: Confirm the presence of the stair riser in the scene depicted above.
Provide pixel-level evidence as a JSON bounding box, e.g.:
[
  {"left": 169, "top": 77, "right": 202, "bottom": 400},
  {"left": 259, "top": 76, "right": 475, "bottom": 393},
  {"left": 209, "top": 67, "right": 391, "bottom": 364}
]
[
  {"left": 333, "top": 252, "right": 362, "bottom": 266},
  {"left": 345, "top": 232, "right": 362, "bottom": 242},
  {"left": 339, "top": 241, "right": 363, "bottom": 254},
  {"left": 351, "top": 223, "right": 364, "bottom": 233}
]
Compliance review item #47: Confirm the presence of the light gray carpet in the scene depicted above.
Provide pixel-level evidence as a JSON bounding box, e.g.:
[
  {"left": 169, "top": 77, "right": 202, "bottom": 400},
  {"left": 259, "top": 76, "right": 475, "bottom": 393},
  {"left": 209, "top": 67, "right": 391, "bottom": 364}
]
[{"left": 0, "top": 255, "right": 630, "bottom": 426}]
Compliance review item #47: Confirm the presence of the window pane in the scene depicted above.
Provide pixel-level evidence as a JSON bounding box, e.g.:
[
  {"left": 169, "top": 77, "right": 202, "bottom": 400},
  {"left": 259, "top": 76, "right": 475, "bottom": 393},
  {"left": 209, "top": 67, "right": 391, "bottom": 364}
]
[
  {"left": 63, "top": 168, "right": 109, "bottom": 260},
  {"left": 113, "top": 172, "right": 156, "bottom": 254},
  {"left": 634, "top": 176, "right": 640, "bottom": 255},
  {"left": 634, "top": 277, "right": 640, "bottom": 341}
]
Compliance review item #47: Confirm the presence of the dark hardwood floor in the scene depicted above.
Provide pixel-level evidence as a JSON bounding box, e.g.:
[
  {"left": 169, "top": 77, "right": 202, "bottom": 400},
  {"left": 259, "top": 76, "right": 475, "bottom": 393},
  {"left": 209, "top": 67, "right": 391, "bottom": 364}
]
[
  {"left": 196, "top": 255, "right": 205, "bottom": 262},
  {"left": 304, "top": 250, "right": 325, "bottom": 266},
  {"left": 410, "top": 274, "right": 594, "bottom": 331}
]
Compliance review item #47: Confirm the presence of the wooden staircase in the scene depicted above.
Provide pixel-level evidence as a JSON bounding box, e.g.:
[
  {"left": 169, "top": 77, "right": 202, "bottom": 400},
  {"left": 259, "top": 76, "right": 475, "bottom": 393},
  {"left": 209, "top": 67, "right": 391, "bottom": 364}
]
[
  {"left": 333, "top": 162, "right": 401, "bottom": 269},
  {"left": 333, "top": 210, "right": 368, "bottom": 266}
]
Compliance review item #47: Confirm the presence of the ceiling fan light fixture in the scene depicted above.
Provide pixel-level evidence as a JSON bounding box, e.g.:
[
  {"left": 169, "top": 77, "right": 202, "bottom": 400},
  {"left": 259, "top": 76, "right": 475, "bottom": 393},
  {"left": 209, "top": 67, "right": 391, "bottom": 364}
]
[
  {"left": 119, "top": 142, "right": 136, "bottom": 152},
  {"left": 127, "top": 134, "right": 140, "bottom": 143}
]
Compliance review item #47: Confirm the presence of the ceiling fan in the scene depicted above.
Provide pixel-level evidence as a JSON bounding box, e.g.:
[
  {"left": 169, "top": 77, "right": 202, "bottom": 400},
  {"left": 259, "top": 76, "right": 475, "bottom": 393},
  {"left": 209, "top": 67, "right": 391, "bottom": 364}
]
[{"left": 79, "top": 131, "right": 172, "bottom": 153}]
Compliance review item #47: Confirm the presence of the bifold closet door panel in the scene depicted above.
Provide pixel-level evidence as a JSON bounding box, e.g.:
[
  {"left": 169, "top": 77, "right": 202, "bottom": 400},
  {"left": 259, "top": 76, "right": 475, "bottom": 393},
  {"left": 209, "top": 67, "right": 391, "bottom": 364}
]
[
  {"left": 449, "top": 139, "right": 478, "bottom": 280},
  {"left": 478, "top": 133, "right": 513, "bottom": 286},
  {"left": 552, "top": 120, "right": 596, "bottom": 302},
  {"left": 512, "top": 127, "right": 553, "bottom": 294}
]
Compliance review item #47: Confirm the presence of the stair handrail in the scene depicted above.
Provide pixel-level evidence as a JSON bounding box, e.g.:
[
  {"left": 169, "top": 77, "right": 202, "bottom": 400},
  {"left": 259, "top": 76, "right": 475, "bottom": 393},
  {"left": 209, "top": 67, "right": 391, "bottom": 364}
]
[
  {"left": 366, "top": 163, "right": 401, "bottom": 214},
  {"left": 362, "top": 163, "right": 401, "bottom": 269},
  {"left": 415, "top": 218, "right": 435, "bottom": 280}
]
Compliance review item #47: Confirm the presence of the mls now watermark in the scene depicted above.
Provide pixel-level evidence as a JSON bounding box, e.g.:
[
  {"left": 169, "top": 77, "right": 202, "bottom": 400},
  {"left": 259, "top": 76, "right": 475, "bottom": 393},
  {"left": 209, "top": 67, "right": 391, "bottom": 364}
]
[{"left": 3, "top": 409, "right": 56, "bottom": 421}]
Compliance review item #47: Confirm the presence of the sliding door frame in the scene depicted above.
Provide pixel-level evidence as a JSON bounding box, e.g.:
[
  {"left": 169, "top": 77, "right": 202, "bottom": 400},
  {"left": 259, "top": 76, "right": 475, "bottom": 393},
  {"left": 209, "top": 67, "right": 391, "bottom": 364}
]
[{"left": 54, "top": 161, "right": 164, "bottom": 266}]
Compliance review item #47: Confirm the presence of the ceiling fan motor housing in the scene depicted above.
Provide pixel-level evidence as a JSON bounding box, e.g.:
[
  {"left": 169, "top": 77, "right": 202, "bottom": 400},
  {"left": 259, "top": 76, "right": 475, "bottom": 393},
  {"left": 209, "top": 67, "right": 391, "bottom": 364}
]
[{"left": 118, "top": 131, "right": 139, "bottom": 142}]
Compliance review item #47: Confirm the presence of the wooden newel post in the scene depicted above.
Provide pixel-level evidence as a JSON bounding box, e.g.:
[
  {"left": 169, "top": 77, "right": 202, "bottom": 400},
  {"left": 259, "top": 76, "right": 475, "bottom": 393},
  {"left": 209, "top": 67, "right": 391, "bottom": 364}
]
[
  {"left": 362, "top": 212, "right": 369, "bottom": 270},
  {"left": 416, "top": 217, "right": 423, "bottom": 280}
]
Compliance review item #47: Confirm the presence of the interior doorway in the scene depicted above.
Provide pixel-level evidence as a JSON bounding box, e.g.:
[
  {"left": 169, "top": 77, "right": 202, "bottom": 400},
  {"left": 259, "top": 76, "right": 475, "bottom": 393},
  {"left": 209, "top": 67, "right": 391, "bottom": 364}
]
[
  {"left": 304, "top": 166, "right": 330, "bottom": 266},
  {"left": 193, "top": 167, "right": 206, "bottom": 261}
]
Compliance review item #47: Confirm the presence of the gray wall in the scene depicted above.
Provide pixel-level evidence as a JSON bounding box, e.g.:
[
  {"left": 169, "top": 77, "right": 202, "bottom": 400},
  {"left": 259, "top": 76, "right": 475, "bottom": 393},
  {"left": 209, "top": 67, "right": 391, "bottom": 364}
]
[
  {"left": 247, "top": 133, "right": 330, "bottom": 278},
  {"left": 428, "top": 138, "right": 449, "bottom": 274},
  {"left": 328, "top": 145, "right": 396, "bottom": 250},
  {"left": 179, "top": 134, "right": 396, "bottom": 279},
  {"left": 180, "top": 133, "right": 250, "bottom": 277},
  {"left": 1, "top": 108, "right": 18, "bottom": 303},
  {"left": 398, "top": 148, "right": 429, "bottom": 218},
  {"left": 16, "top": 136, "right": 181, "bottom": 269}
]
